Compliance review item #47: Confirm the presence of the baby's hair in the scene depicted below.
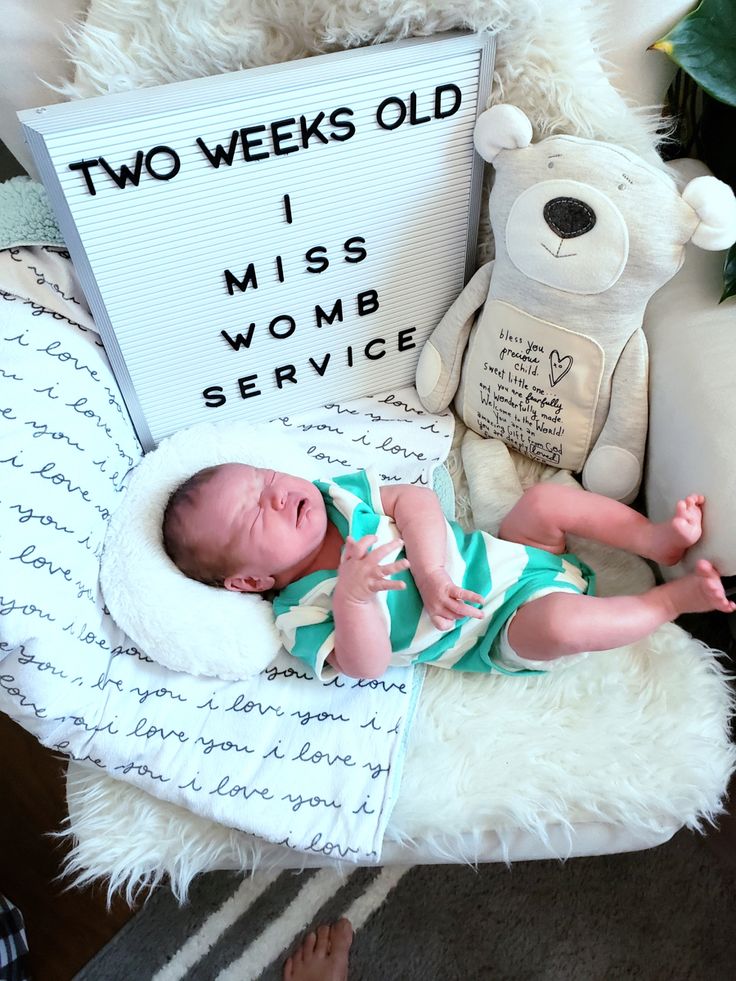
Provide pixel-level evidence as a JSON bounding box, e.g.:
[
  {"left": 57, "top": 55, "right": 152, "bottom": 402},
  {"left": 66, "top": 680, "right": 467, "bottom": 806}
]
[{"left": 162, "top": 465, "right": 227, "bottom": 586}]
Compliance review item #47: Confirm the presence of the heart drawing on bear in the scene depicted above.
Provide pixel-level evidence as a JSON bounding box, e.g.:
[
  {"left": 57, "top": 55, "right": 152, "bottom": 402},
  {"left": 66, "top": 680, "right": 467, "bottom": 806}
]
[{"left": 549, "top": 350, "right": 573, "bottom": 387}]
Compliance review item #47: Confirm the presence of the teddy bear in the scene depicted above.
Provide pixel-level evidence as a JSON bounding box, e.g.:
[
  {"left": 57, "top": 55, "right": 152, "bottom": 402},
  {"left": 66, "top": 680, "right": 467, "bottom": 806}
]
[{"left": 416, "top": 105, "right": 736, "bottom": 502}]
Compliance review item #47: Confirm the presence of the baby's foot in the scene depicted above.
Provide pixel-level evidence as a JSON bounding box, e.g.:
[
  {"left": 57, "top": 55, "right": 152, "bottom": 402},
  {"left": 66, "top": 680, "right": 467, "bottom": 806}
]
[
  {"left": 284, "top": 918, "right": 353, "bottom": 981},
  {"left": 671, "top": 560, "right": 736, "bottom": 616},
  {"left": 651, "top": 494, "right": 705, "bottom": 566}
]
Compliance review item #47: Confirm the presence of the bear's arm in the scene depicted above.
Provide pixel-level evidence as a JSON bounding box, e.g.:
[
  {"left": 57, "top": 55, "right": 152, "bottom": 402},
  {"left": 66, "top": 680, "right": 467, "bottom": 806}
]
[
  {"left": 415, "top": 261, "right": 494, "bottom": 413},
  {"left": 581, "top": 328, "right": 648, "bottom": 504}
]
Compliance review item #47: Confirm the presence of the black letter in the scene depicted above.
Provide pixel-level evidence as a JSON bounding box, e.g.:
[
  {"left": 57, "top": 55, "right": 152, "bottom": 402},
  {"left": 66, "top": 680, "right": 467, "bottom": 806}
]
[
  {"left": 300, "top": 112, "right": 329, "bottom": 147},
  {"left": 309, "top": 354, "right": 331, "bottom": 376},
  {"left": 144, "top": 145, "right": 181, "bottom": 181},
  {"left": 98, "top": 152, "right": 145, "bottom": 189},
  {"left": 329, "top": 107, "right": 356, "bottom": 142},
  {"left": 68, "top": 159, "right": 100, "bottom": 195},
  {"left": 397, "top": 326, "right": 417, "bottom": 351},
  {"left": 315, "top": 299, "right": 343, "bottom": 328},
  {"left": 364, "top": 338, "right": 386, "bottom": 360},
  {"left": 435, "top": 83, "right": 462, "bottom": 119},
  {"left": 196, "top": 131, "right": 239, "bottom": 168},
  {"left": 240, "top": 125, "right": 269, "bottom": 162},
  {"left": 202, "top": 386, "right": 226, "bottom": 407},
  {"left": 357, "top": 289, "right": 379, "bottom": 316},
  {"left": 238, "top": 374, "right": 262, "bottom": 399},
  {"left": 221, "top": 325, "right": 255, "bottom": 350},
  {"left": 271, "top": 118, "right": 299, "bottom": 156},
  {"left": 344, "top": 236, "right": 367, "bottom": 264},
  {"left": 409, "top": 91, "right": 431, "bottom": 125},
  {"left": 283, "top": 194, "right": 293, "bottom": 224},
  {"left": 225, "top": 264, "right": 258, "bottom": 294},
  {"left": 376, "top": 97, "right": 406, "bottom": 131},
  {"left": 275, "top": 365, "right": 297, "bottom": 388},
  {"left": 269, "top": 315, "right": 296, "bottom": 339},
  {"left": 305, "top": 247, "right": 329, "bottom": 274}
]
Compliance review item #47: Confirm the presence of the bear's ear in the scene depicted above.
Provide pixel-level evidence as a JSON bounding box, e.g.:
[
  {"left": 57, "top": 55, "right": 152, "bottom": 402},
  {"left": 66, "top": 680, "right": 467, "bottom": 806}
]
[
  {"left": 682, "top": 175, "right": 736, "bottom": 251},
  {"left": 473, "top": 105, "right": 533, "bottom": 163}
]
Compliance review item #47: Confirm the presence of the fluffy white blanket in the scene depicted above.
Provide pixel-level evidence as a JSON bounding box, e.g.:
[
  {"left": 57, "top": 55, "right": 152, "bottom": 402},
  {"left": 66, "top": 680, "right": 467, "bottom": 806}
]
[
  {"left": 64, "top": 619, "right": 734, "bottom": 899},
  {"left": 62, "top": 0, "right": 664, "bottom": 162}
]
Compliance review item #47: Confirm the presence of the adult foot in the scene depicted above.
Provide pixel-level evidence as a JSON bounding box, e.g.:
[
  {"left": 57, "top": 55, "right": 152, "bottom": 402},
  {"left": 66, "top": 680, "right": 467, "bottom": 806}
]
[
  {"left": 652, "top": 494, "right": 705, "bottom": 566},
  {"left": 670, "top": 559, "right": 736, "bottom": 615},
  {"left": 283, "top": 918, "right": 353, "bottom": 981}
]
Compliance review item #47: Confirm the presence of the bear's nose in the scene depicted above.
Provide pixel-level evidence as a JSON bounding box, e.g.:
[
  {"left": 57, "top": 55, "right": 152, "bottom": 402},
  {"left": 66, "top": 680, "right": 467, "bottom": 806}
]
[{"left": 543, "top": 197, "right": 596, "bottom": 239}]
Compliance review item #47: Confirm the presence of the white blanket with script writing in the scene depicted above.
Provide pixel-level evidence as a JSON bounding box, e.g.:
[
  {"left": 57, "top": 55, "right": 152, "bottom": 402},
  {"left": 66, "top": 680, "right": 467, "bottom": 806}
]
[{"left": 0, "top": 242, "right": 452, "bottom": 862}]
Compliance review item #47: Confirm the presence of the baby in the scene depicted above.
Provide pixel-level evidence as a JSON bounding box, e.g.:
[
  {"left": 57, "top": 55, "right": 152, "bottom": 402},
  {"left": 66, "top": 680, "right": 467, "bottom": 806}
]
[{"left": 162, "top": 465, "right": 734, "bottom": 679}]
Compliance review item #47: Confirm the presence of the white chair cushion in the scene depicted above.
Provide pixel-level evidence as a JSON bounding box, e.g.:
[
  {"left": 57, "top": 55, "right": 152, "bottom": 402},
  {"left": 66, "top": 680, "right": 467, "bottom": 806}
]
[{"left": 644, "top": 161, "right": 736, "bottom": 577}]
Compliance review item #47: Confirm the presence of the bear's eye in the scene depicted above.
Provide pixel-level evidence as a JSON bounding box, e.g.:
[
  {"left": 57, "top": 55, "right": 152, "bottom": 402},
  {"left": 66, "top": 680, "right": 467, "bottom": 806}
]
[
  {"left": 617, "top": 182, "right": 627, "bottom": 190},
  {"left": 548, "top": 161, "right": 554, "bottom": 169}
]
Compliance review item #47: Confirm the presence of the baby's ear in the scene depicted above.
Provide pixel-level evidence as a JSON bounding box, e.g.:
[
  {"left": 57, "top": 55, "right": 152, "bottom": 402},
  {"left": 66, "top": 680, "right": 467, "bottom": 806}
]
[{"left": 224, "top": 573, "right": 274, "bottom": 593}]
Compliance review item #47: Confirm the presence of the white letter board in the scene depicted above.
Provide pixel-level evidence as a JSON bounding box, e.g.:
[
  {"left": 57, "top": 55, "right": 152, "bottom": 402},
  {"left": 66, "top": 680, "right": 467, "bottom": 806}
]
[{"left": 20, "top": 32, "right": 494, "bottom": 451}]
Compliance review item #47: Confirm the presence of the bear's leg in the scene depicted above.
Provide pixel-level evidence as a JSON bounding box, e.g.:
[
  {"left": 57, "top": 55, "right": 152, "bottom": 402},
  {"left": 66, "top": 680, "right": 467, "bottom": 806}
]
[{"left": 461, "top": 432, "right": 523, "bottom": 536}]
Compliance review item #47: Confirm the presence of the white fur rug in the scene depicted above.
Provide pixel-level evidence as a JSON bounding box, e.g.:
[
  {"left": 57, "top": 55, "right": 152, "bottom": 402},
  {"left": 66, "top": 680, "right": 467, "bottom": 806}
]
[
  {"left": 54, "top": 0, "right": 735, "bottom": 899},
  {"left": 61, "top": 0, "right": 664, "bottom": 161},
  {"left": 64, "top": 616, "right": 735, "bottom": 901}
]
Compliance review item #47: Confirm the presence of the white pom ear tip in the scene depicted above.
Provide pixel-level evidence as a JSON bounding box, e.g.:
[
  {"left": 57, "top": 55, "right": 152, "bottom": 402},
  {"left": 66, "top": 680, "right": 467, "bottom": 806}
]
[
  {"left": 473, "top": 104, "right": 533, "bottom": 162},
  {"left": 682, "top": 175, "right": 736, "bottom": 251}
]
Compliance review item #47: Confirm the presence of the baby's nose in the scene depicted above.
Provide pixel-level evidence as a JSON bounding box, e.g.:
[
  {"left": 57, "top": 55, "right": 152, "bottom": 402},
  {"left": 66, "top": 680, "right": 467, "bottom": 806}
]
[{"left": 265, "top": 486, "right": 287, "bottom": 509}]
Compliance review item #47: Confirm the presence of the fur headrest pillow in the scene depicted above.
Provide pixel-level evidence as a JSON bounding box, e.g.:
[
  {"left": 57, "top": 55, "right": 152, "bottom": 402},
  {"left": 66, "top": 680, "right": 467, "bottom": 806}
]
[{"left": 100, "top": 420, "right": 321, "bottom": 679}]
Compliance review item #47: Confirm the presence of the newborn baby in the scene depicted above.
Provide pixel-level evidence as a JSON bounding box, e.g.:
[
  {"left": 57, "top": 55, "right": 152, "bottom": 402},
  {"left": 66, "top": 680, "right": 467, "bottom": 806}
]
[{"left": 162, "top": 465, "right": 733, "bottom": 679}]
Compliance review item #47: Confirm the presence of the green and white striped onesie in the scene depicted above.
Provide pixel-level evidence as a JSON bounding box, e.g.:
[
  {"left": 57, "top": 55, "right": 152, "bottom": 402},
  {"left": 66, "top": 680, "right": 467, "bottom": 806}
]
[{"left": 273, "top": 470, "right": 595, "bottom": 678}]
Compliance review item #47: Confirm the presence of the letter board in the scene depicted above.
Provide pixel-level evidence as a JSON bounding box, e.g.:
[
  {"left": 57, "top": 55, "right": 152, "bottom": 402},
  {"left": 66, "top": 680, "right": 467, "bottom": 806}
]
[{"left": 20, "top": 32, "right": 494, "bottom": 450}]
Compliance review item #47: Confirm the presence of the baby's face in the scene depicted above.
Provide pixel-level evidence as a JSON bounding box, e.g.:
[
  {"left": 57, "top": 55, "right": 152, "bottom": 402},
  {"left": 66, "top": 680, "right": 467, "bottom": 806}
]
[{"left": 193, "top": 464, "right": 328, "bottom": 591}]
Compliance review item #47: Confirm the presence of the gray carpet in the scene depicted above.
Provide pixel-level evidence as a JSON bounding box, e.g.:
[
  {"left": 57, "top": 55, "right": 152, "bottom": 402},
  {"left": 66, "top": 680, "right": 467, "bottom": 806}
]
[{"left": 75, "top": 828, "right": 736, "bottom": 981}]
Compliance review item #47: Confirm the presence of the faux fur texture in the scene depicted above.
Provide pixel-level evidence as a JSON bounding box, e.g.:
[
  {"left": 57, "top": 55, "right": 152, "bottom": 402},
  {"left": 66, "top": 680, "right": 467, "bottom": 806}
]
[
  {"left": 63, "top": 620, "right": 735, "bottom": 901},
  {"left": 100, "top": 421, "right": 320, "bottom": 679},
  {"left": 59, "top": 0, "right": 665, "bottom": 162}
]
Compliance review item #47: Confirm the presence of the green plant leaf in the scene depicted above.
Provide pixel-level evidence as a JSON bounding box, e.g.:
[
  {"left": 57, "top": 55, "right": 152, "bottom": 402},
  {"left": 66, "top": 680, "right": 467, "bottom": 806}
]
[
  {"left": 720, "top": 242, "right": 736, "bottom": 302},
  {"left": 652, "top": 0, "right": 736, "bottom": 106}
]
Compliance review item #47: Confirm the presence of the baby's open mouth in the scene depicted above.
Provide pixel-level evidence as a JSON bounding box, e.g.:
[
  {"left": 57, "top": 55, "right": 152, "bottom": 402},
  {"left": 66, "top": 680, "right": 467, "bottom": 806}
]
[{"left": 296, "top": 498, "right": 306, "bottom": 525}]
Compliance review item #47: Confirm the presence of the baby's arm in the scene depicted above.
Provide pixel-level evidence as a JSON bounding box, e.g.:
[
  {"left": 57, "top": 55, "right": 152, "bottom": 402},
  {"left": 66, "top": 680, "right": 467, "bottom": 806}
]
[
  {"left": 329, "top": 536, "right": 409, "bottom": 678},
  {"left": 380, "top": 484, "right": 483, "bottom": 630}
]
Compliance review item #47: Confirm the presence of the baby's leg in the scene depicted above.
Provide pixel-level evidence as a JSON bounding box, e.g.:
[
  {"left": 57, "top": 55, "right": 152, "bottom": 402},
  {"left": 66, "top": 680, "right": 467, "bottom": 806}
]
[
  {"left": 508, "top": 560, "right": 735, "bottom": 662},
  {"left": 499, "top": 482, "right": 704, "bottom": 566}
]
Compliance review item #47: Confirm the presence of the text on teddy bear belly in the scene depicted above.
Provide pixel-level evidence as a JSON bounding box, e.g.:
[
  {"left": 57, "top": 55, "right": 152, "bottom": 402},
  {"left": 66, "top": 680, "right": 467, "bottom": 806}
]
[{"left": 461, "top": 300, "right": 604, "bottom": 471}]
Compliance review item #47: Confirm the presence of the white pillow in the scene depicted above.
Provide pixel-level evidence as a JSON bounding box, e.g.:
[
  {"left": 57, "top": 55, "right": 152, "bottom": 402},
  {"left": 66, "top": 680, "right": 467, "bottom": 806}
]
[{"left": 100, "top": 421, "right": 321, "bottom": 680}]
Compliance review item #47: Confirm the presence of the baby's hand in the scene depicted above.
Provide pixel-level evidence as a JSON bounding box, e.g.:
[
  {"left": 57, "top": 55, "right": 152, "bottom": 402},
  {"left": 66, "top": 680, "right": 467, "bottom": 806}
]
[
  {"left": 335, "top": 535, "right": 410, "bottom": 605},
  {"left": 417, "top": 569, "right": 484, "bottom": 631}
]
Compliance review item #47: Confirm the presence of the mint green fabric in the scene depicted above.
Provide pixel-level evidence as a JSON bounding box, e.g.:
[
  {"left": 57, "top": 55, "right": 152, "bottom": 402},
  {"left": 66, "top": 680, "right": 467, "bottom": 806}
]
[
  {"left": 0, "top": 176, "right": 63, "bottom": 248},
  {"left": 273, "top": 470, "right": 595, "bottom": 679},
  {"left": 432, "top": 463, "right": 455, "bottom": 521}
]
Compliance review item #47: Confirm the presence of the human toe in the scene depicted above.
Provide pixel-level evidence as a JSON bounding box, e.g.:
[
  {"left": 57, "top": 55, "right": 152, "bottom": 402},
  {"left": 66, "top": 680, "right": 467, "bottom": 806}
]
[
  {"left": 314, "top": 924, "right": 331, "bottom": 956},
  {"left": 331, "top": 918, "right": 354, "bottom": 954}
]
